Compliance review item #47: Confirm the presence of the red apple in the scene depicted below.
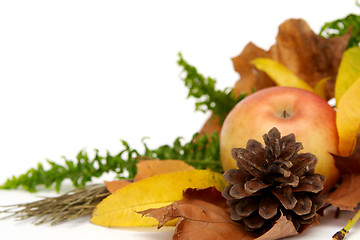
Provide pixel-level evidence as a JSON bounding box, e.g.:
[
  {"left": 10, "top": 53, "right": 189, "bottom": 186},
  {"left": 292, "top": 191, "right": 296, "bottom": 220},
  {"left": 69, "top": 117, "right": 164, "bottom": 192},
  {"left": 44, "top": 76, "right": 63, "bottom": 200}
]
[{"left": 220, "top": 86, "right": 339, "bottom": 193}]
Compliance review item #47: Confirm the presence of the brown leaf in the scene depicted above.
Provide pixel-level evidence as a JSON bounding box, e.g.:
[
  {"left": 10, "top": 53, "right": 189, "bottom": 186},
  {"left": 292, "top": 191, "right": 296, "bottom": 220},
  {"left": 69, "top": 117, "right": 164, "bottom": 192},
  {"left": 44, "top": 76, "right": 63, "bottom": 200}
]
[
  {"left": 134, "top": 159, "right": 195, "bottom": 182},
  {"left": 325, "top": 135, "right": 360, "bottom": 210},
  {"left": 271, "top": 19, "right": 350, "bottom": 99},
  {"left": 325, "top": 175, "right": 360, "bottom": 211},
  {"left": 139, "top": 187, "right": 299, "bottom": 240},
  {"left": 232, "top": 42, "right": 275, "bottom": 97},
  {"left": 232, "top": 19, "right": 350, "bottom": 100},
  {"left": 255, "top": 212, "right": 298, "bottom": 240},
  {"left": 331, "top": 134, "right": 360, "bottom": 175},
  {"left": 139, "top": 187, "right": 256, "bottom": 240}
]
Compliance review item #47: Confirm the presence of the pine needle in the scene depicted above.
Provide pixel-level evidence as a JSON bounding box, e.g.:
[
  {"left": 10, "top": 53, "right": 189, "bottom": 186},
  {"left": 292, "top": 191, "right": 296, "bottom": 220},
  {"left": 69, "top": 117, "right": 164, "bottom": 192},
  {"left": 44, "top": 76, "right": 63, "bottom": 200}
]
[{"left": 0, "top": 184, "right": 109, "bottom": 225}]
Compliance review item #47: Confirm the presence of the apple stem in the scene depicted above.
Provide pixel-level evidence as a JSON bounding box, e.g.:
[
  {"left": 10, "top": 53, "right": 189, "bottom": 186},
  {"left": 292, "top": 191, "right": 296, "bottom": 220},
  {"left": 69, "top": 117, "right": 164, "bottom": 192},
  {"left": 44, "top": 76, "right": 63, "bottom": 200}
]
[
  {"left": 282, "top": 110, "right": 291, "bottom": 119},
  {"left": 332, "top": 208, "right": 360, "bottom": 240}
]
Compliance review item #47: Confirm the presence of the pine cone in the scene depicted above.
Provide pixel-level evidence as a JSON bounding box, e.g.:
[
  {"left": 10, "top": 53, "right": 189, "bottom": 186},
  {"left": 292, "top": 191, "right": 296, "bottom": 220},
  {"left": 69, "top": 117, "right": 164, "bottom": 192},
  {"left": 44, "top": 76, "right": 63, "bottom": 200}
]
[{"left": 222, "top": 127, "right": 325, "bottom": 232}]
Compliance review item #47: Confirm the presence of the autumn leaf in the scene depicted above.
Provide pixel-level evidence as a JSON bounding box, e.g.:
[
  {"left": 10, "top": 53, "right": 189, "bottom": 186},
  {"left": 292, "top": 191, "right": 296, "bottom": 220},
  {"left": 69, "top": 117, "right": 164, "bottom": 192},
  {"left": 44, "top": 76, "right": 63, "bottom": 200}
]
[
  {"left": 335, "top": 47, "right": 360, "bottom": 104},
  {"left": 139, "top": 187, "right": 253, "bottom": 240},
  {"left": 232, "top": 19, "right": 350, "bottom": 100},
  {"left": 104, "top": 180, "right": 132, "bottom": 194},
  {"left": 104, "top": 160, "right": 196, "bottom": 193},
  {"left": 255, "top": 213, "right": 299, "bottom": 240},
  {"left": 134, "top": 159, "right": 195, "bottom": 182},
  {"left": 332, "top": 135, "right": 360, "bottom": 175},
  {"left": 232, "top": 42, "right": 275, "bottom": 96},
  {"left": 90, "top": 170, "right": 227, "bottom": 227},
  {"left": 325, "top": 175, "right": 360, "bottom": 211},
  {"left": 140, "top": 187, "right": 299, "bottom": 240},
  {"left": 326, "top": 135, "right": 360, "bottom": 211},
  {"left": 336, "top": 77, "right": 360, "bottom": 156},
  {"left": 313, "top": 77, "right": 330, "bottom": 99},
  {"left": 251, "top": 58, "right": 313, "bottom": 92}
]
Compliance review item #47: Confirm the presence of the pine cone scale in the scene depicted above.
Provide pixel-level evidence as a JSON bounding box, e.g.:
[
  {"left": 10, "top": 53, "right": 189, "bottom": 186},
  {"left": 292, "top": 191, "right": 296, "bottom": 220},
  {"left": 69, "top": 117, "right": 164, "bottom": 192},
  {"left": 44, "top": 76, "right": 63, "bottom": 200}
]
[
  {"left": 232, "top": 148, "right": 267, "bottom": 177},
  {"left": 244, "top": 178, "right": 271, "bottom": 194},
  {"left": 271, "top": 186, "right": 297, "bottom": 210},
  {"left": 223, "top": 168, "right": 250, "bottom": 184},
  {"left": 292, "top": 195, "right": 313, "bottom": 215},
  {"left": 229, "top": 183, "right": 251, "bottom": 200},
  {"left": 235, "top": 197, "right": 259, "bottom": 217},
  {"left": 259, "top": 196, "right": 280, "bottom": 219},
  {"left": 293, "top": 174, "right": 324, "bottom": 193}
]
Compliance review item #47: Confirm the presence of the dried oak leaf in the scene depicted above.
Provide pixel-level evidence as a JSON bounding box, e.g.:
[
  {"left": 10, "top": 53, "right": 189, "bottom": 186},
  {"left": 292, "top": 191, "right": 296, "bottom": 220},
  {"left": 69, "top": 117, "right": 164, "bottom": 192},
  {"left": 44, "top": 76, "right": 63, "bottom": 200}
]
[
  {"left": 232, "top": 42, "right": 274, "bottom": 98},
  {"left": 325, "top": 135, "right": 360, "bottom": 211},
  {"left": 232, "top": 18, "right": 350, "bottom": 100},
  {"left": 139, "top": 187, "right": 299, "bottom": 240}
]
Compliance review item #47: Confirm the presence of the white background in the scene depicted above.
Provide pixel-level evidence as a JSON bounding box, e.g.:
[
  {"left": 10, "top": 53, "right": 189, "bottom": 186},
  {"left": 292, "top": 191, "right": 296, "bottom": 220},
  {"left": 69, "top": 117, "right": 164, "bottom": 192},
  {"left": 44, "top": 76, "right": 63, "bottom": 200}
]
[{"left": 0, "top": 1, "right": 359, "bottom": 239}]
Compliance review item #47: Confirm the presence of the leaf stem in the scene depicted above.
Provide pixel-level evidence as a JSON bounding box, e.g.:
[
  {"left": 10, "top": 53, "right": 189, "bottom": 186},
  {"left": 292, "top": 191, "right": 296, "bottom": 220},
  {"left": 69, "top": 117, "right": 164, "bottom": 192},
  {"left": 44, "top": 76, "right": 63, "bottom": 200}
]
[{"left": 333, "top": 209, "right": 360, "bottom": 240}]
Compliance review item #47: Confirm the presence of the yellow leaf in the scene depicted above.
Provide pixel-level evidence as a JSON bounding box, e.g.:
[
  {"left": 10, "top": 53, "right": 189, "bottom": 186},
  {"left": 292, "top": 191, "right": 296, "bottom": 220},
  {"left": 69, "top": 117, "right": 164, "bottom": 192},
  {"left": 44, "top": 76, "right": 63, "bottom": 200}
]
[
  {"left": 313, "top": 77, "right": 330, "bottom": 100},
  {"left": 252, "top": 58, "right": 313, "bottom": 92},
  {"left": 337, "top": 77, "right": 360, "bottom": 156},
  {"left": 90, "top": 169, "right": 227, "bottom": 227},
  {"left": 335, "top": 47, "right": 360, "bottom": 105}
]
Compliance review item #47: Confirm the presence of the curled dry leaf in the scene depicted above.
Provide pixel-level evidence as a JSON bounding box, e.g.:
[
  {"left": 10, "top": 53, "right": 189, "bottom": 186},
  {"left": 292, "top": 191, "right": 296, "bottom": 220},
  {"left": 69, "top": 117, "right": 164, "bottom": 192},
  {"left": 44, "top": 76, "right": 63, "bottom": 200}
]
[
  {"left": 140, "top": 187, "right": 299, "bottom": 240},
  {"left": 232, "top": 19, "right": 350, "bottom": 100},
  {"left": 255, "top": 212, "right": 299, "bottom": 240},
  {"left": 91, "top": 170, "right": 226, "bottom": 227}
]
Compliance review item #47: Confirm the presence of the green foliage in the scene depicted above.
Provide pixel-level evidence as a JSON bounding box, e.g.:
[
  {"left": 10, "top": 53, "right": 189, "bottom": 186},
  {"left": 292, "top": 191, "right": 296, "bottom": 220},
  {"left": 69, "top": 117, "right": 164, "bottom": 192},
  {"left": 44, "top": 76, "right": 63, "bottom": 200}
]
[
  {"left": 0, "top": 132, "right": 222, "bottom": 192},
  {"left": 177, "top": 53, "right": 246, "bottom": 123},
  {"left": 143, "top": 132, "right": 222, "bottom": 172},
  {"left": 319, "top": 13, "right": 360, "bottom": 48}
]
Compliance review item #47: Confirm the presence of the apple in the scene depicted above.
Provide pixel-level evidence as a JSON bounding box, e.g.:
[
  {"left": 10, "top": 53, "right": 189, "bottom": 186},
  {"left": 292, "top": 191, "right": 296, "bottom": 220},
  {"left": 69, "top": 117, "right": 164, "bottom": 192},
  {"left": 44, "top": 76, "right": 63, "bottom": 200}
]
[{"left": 220, "top": 86, "right": 339, "bottom": 193}]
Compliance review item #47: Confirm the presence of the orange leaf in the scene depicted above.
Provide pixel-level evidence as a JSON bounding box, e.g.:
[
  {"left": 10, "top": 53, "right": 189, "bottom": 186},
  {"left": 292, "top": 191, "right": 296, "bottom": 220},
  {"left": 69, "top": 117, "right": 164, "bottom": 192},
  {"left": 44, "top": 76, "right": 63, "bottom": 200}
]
[
  {"left": 104, "top": 160, "right": 195, "bottom": 193},
  {"left": 104, "top": 180, "right": 132, "bottom": 194},
  {"left": 134, "top": 159, "right": 195, "bottom": 182}
]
